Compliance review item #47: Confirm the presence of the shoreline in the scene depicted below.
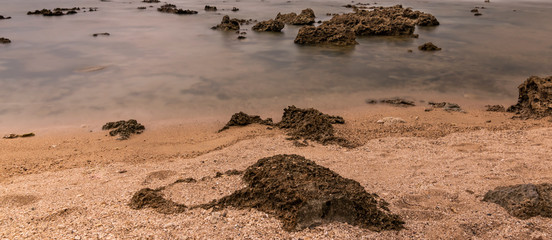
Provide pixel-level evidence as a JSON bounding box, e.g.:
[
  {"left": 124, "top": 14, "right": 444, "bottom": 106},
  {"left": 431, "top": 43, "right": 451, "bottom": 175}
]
[{"left": 1, "top": 103, "right": 551, "bottom": 239}]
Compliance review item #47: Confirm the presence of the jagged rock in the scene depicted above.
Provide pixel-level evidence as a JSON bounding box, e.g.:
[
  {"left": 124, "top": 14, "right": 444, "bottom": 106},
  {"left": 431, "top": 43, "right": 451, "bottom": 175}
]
[
  {"left": 212, "top": 15, "right": 241, "bottom": 31},
  {"left": 252, "top": 19, "right": 285, "bottom": 32},
  {"left": 418, "top": 42, "right": 441, "bottom": 51},
  {"left": 201, "top": 154, "right": 404, "bottom": 231},
  {"left": 294, "top": 25, "right": 357, "bottom": 46},
  {"left": 157, "top": 4, "right": 198, "bottom": 14},
  {"left": 204, "top": 5, "right": 217, "bottom": 11},
  {"left": 102, "top": 119, "right": 145, "bottom": 140},
  {"left": 507, "top": 76, "right": 552, "bottom": 119},
  {"left": 0, "top": 38, "right": 11, "bottom": 44},
  {"left": 218, "top": 112, "right": 273, "bottom": 132},
  {"left": 276, "top": 8, "right": 315, "bottom": 25},
  {"left": 27, "top": 7, "right": 83, "bottom": 16},
  {"left": 483, "top": 183, "right": 552, "bottom": 219}
]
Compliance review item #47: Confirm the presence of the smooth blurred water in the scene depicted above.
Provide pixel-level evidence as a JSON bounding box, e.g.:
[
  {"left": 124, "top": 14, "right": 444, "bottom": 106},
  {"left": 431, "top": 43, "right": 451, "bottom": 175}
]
[{"left": 1, "top": 0, "right": 551, "bottom": 129}]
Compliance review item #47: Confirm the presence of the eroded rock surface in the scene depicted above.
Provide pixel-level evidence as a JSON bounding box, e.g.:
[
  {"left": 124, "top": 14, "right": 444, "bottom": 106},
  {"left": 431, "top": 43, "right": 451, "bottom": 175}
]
[
  {"left": 483, "top": 183, "right": 552, "bottom": 219},
  {"left": 157, "top": 4, "right": 198, "bottom": 15},
  {"left": 252, "top": 19, "right": 285, "bottom": 32},
  {"left": 102, "top": 119, "right": 145, "bottom": 140},
  {"left": 202, "top": 154, "right": 404, "bottom": 231},
  {"left": 276, "top": 8, "right": 315, "bottom": 25},
  {"left": 294, "top": 25, "right": 357, "bottom": 46},
  {"left": 507, "top": 76, "right": 552, "bottom": 119},
  {"left": 218, "top": 112, "right": 273, "bottom": 132},
  {"left": 212, "top": 15, "right": 241, "bottom": 31}
]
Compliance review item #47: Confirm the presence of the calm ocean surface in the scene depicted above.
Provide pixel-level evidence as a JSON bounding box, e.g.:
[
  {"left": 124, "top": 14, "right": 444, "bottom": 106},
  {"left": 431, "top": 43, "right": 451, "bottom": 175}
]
[{"left": 1, "top": 0, "right": 551, "bottom": 129}]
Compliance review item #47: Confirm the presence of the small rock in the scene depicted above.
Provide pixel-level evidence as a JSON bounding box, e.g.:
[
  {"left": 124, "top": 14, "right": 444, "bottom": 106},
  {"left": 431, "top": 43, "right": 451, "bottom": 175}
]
[
  {"left": 231, "top": 7, "right": 239, "bottom": 12},
  {"left": 92, "top": 32, "right": 110, "bottom": 37},
  {"left": 474, "top": 12, "right": 482, "bottom": 16},
  {"left": 418, "top": 42, "right": 441, "bottom": 51},
  {"left": 0, "top": 37, "right": 11, "bottom": 44},
  {"left": 204, "top": 5, "right": 217, "bottom": 11},
  {"left": 252, "top": 19, "right": 285, "bottom": 32}
]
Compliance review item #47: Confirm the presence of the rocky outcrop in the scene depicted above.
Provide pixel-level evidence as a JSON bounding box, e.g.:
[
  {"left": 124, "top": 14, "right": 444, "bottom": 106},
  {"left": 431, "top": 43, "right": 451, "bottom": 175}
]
[
  {"left": 294, "top": 5, "right": 439, "bottom": 46},
  {"left": 507, "top": 76, "right": 552, "bottom": 119},
  {"left": 294, "top": 25, "right": 357, "bottom": 46},
  {"left": 252, "top": 19, "right": 285, "bottom": 32},
  {"left": 157, "top": 4, "right": 198, "bottom": 15},
  {"left": 211, "top": 15, "right": 241, "bottom": 31},
  {"left": 276, "top": 8, "right": 315, "bottom": 25},
  {"left": 27, "top": 7, "right": 82, "bottom": 16}
]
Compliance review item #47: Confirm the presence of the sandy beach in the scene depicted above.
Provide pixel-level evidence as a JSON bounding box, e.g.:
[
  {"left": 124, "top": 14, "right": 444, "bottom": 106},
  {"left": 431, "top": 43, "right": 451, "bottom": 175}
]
[{"left": 1, "top": 104, "right": 552, "bottom": 239}]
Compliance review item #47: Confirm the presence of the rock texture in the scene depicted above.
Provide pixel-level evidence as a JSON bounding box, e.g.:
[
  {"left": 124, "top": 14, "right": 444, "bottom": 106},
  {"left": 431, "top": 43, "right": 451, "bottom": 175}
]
[
  {"left": 102, "top": 119, "right": 145, "bottom": 140},
  {"left": 483, "top": 183, "right": 552, "bottom": 219},
  {"left": 418, "top": 42, "right": 441, "bottom": 51},
  {"left": 276, "top": 8, "right": 315, "bottom": 25},
  {"left": 201, "top": 154, "right": 404, "bottom": 231},
  {"left": 212, "top": 15, "right": 241, "bottom": 31},
  {"left": 218, "top": 112, "right": 273, "bottom": 132},
  {"left": 507, "top": 76, "right": 552, "bottom": 119},
  {"left": 294, "top": 5, "right": 439, "bottom": 46},
  {"left": 157, "top": 4, "right": 198, "bottom": 15},
  {"left": 252, "top": 19, "right": 285, "bottom": 32}
]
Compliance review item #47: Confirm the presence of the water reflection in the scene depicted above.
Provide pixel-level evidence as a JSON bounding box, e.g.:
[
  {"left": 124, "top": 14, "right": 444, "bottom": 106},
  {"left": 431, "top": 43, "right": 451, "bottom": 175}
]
[{"left": 0, "top": 0, "right": 551, "bottom": 129}]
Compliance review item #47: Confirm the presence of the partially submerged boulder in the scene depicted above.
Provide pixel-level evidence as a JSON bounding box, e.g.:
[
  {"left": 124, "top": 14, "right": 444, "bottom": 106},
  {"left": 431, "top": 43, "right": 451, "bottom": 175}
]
[
  {"left": 204, "top": 5, "right": 217, "bottom": 11},
  {"left": 418, "top": 42, "right": 441, "bottom": 51},
  {"left": 27, "top": 7, "right": 84, "bottom": 16},
  {"left": 212, "top": 15, "right": 241, "bottom": 31},
  {"left": 294, "top": 5, "right": 439, "bottom": 46},
  {"left": 252, "top": 19, "right": 285, "bottom": 32},
  {"left": 218, "top": 112, "right": 273, "bottom": 132},
  {"left": 507, "top": 76, "right": 552, "bottom": 119},
  {"left": 157, "top": 4, "right": 198, "bottom": 15},
  {"left": 276, "top": 8, "right": 315, "bottom": 25},
  {"left": 0, "top": 38, "right": 11, "bottom": 44},
  {"left": 483, "top": 183, "right": 552, "bottom": 219},
  {"left": 102, "top": 119, "right": 145, "bottom": 140},
  {"left": 294, "top": 25, "right": 358, "bottom": 46},
  {"left": 202, "top": 154, "right": 404, "bottom": 231},
  {"left": 0, "top": 15, "right": 12, "bottom": 20}
]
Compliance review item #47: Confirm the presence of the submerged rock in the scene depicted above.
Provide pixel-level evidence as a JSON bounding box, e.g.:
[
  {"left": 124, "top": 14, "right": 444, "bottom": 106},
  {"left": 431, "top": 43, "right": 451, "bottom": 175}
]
[
  {"left": 157, "top": 4, "right": 198, "bottom": 15},
  {"left": 0, "top": 38, "right": 11, "bottom": 44},
  {"left": 252, "top": 19, "right": 285, "bottom": 32},
  {"left": 27, "top": 7, "right": 83, "bottom": 16},
  {"left": 142, "top": 0, "right": 160, "bottom": 3},
  {"left": 429, "top": 102, "right": 464, "bottom": 112},
  {"left": 92, "top": 32, "right": 110, "bottom": 37},
  {"left": 212, "top": 15, "right": 241, "bottom": 31},
  {"left": 276, "top": 8, "right": 315, "bottom": 25},
  {"left": 102, "top": 119, "right": 145, "bottom": 140},
  {"left": 507, "top": 76, "right": 552, "bottom": 118},
  {"left": 483, "top": 183, "right": 552, "bottom": 219},
  {"left": 202, "top": 154, "right": 404, "bottom": 231},
  {"left": 418, "top": 42, "right": 441, "bottom": 51},
  {"left": 0, "top": 15, "right": 12, "bottom": 20},
  {"left": 294, "top": 5, "right": 438, "bottom": 46},
  {"left": 204, "top": 5, "right": 217, "bottom": 11},
  {"left": 218, "top": 112, "right": 273, "bottom": 132},
  {"left": 294, "top": 25, "right": 358, "bottom": 46},
  {"left": 367, "top": 98, "right": 415, "bottom": 107}
]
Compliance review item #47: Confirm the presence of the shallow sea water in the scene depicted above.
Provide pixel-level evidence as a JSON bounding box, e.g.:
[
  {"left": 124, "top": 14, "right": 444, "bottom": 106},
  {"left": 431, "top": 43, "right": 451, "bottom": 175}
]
[{"left": 1, "top": 0, "right": 551, "bottom": 129}]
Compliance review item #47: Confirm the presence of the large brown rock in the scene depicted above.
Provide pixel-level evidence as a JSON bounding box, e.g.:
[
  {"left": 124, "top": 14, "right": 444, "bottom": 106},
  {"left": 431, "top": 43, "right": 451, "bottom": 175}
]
[
  {"left": 483, "top": 183, "right": 552, "bottom": 219},
  {"left": 507, "top": 76, "right": 552, "bottom": 118},
  {"left": 276, "top": 8, "right": 315, "bottom": 25},
  {"left": 294, "top": 25, "right": 357, "bottom": 46},
  {"left": 252, "top": 19, "right": 285, "bottom": 32},
  {"left": 203, "top": 154, "right": 404, "bottom": 231},
  {"left": 212, "top": 15, "right": 241, "bottom": 31}
]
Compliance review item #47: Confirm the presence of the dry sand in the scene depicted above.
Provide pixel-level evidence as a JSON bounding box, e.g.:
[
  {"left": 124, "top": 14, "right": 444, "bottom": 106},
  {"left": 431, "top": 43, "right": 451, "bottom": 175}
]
[{"left": 1, "top": 104, "right": 551, "bottom": 239}]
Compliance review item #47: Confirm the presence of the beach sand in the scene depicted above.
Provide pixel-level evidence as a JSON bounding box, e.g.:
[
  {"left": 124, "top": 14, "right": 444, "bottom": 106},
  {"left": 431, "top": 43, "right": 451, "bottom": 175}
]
[{"left": 1, "top": 104, "right": 551, "bottom": 239}]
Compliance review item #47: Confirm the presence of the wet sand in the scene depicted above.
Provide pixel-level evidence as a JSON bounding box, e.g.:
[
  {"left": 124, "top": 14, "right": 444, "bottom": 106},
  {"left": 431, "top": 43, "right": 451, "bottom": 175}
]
[{"left": 1, "top": 104, "right": 552, "bottom": 239}]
